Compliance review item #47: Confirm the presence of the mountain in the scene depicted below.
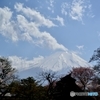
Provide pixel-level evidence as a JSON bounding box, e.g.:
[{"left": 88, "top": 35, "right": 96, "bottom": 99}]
[{"left": 18, "top": 51, "right": 92, "bottom": 78}]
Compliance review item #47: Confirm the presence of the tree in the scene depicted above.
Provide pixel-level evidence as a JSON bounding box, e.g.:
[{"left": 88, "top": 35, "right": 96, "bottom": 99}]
[
  {"left": 51, "top": 73, "right": 95, "bottom": 100},
  {"left": 0, "top": 57, "right": 16, "bottom": 98},
  {"left": 9, "top": 77, "right": 49, "bottom": 100},
  {"left": 89, "top": 47, "right": 100, "bottom": 84},
  {"left": 38, "top": 71, "right": 57, "bottom": 84},
  {"left": 89, "top": 47, "right": 100, "bottom": 65},
  {"left": 72, "top": 67, "right": 94, "bottom": 91},
  {"left": 37, "top": 71, "right": 58, "bottom": 99},
  {"left": 89, "top": 47, "right": 100, "bottom": 74}
]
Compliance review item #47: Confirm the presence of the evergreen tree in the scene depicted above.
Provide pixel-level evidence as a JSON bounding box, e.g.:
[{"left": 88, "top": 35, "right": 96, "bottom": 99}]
[{"left": 89, "top": 47, "right": 100, "bottom": 71}]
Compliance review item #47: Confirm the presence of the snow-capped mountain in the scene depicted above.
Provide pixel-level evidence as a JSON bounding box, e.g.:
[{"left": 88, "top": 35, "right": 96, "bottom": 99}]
[
  {"left": 17, "top": 51, "right": 92, "bottom": 78},
  {"left": 37, "top": 51, "right": 91, "bottom": 71}
]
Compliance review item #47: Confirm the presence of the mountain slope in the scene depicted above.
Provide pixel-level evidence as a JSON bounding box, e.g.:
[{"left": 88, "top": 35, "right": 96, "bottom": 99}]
[
  {"left": 38, "top": 51, "right": 91, "bottom": 71},
  {"left": 18, "top": 51, "right": 92, "bottom": 78}
]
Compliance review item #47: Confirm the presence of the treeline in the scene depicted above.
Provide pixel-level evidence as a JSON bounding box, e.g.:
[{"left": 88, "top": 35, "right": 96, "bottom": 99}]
[{"left": 0, "top": 47, "right": 100, "bottom": 100}]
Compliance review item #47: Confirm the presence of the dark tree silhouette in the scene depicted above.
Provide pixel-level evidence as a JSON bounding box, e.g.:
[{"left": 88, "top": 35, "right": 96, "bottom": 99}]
[
  {"left": 9, "top": 77, "right": 49, "bottom": 100},
  {"left": 37, "top": 71, "right": 58, "bottom": 99},
  {"left": 51, "top": 73, "right": 96, "bottom": 100},
  {"left": 0, "top": 57, "right": 16, "bottom": 99}
]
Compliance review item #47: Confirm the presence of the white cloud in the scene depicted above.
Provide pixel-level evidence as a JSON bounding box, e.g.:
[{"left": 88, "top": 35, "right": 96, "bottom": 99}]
[
  {"left": 47, "top": 6, "right": 54, "bottom": 13},
  {"left": 8, "top": 55, "right": 44, "bottom": 71},
  {"left": 46, "top": 0, "right": 54, "bottom": 7},
  {"left": 88, "top": 4, "right": 92, "bottom": 9},
  {"left": 46, "top": 0, "right": 54, "bottom": 13},
  {"left": 14, "top": 3, "right": 56, "bottom": 28},
  {"left": 54, "top": 16, "right": 65, "bottom": 26},
  {"left": 16, "top": 14, "right": 67, "bottom": 50},
  {"left": 69, "top": 0, "right": 85, "bottom": 21},
  {"left": 61, "top": 2, "right": 69, "bottom": 16},
  {"left": 50, "top": 0, "right": 54, "bottom": 7},
  {"left": 0, "top": 7, "right": 18, "bottom": 42},
  {"left": 61, "top": 0, "right": 93, "bottom": 22},
  {"left": 76, "top": 45, "right": 84, "bottom": 50},
  {"left": 41, "top": 32, "right": 67, "bottom": 50},
  {"left": 0, "top": 3, "right": 67, "bottom": 51},
  {"left": 72, "top": 51, "right": 82, "bottom": 55},
  {"left": 87, "top": 4, "right": 95, "bottom": 18},
  {"left": 61, "top": 0, "right": 86, "bottom": 21},
  {"left": 47, "top": 6, "right": 51, "bottom": 10}
]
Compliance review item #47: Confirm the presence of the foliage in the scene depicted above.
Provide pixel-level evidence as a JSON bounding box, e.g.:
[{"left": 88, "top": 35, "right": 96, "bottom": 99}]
[
  {"left": 50, "top": 73, "right": 95, "bottom": 100},
  {"left": 9, "top": 77, "right": 49, "bottom": 100},
  {"left": 89, "top": 47, "right": 100, "bottom": 65},
  {"left": 89, "top": 47, "right": 100, "bottom": 73},
  {"left": 0, "top": 57, "right": 16, "bottom": 97},
  {"left": 72, "top": 67, "right": 94, "bottom": 91},
  {"left": 0, "top": 55, "right": 99, "bottom": 100},
  {"left": 89, "top": 47, "right": 100, "bottom": 85}
]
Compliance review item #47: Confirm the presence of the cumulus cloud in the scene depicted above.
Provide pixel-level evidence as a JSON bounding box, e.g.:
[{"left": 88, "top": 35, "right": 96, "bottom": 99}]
[
  {"left": 8, "top": 55, "right": 44, "bottom": 71},
  {"left": 0, "top": 3, "right": 67, "bottom": 51}
]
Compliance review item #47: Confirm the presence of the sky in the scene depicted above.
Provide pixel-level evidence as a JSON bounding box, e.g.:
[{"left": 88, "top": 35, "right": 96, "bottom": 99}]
[{"left": 0, "top": 0, "right": 100, "bottom": 71}]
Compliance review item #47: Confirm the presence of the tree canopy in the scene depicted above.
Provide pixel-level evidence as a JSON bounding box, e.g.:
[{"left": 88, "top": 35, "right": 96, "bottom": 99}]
[
  {"left": 89, "top": 47, "right": 100, "bottom": 65},
  {"left": 0, "top": 57, "right": 16, "bottom": 98}
]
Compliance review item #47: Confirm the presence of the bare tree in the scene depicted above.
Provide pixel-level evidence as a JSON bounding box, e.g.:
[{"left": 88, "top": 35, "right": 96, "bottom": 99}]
[
  {"left": 0, "top": 57, "right": 16, "bottom": 97},
  {"left": 37, "top": 71, "right": 58, "bottom": 99},
  {"left": 38, "top": 71, "right": 57, "bottom": 84},
  {"left": 72, "top": 67, "right": 94, "bottom": 91}
]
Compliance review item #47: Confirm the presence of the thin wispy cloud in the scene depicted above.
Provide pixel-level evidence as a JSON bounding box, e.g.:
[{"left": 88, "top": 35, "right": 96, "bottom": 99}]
[
  {"left": 76, "top": 45, "right": 84, "bottom": 50},
  {"left": 87, "top": 4, "right": 95, "bottom": 18},
  {"left": 69, "top": 0, "right": 85, "bottom": 21},
  {"left": 46, "top": 0, "right": 54, "bottom": 13},
  {"left": 72, "top": 51, "right": 82, "bottom": 56},
  {"left": 47, "top": 6, "right": 54, "bottom": 13},
  {"left": 0, "top": 3, "right": 67, "bottom": 51},
  {"left": 25, "top": 0, "right": 28, "bottom": 2},
  {"left": 8, "top": 55, "right": 44, "bottom": 71},
  {"left": 61, "top": 0, "right": 93, "bottom": 22},
  {"left": 50, "top": 0, "right": 54, "bottom": 7},
  {"left": 97, "top": 31, "right": 100, "bottom": 37},
  {"left": 61, "top": 2, "right": 69, "bottom": 16},
  {"left": 73, "top": 45, "right": 84, "bottom": 56},
  {"left": 52, "top": 15, "right": 65, "bottom": 26},
  {"left": 56, "top": 16, "right": 64, "bottom": 26}
]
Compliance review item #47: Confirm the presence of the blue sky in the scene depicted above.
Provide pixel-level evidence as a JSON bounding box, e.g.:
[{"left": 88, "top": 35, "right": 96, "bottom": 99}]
[{"left": 0, "top": 0, "right": 100, "bottom": 70}]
